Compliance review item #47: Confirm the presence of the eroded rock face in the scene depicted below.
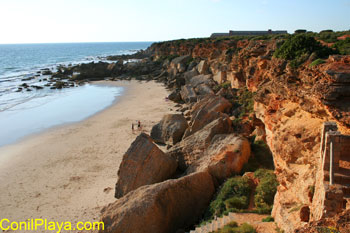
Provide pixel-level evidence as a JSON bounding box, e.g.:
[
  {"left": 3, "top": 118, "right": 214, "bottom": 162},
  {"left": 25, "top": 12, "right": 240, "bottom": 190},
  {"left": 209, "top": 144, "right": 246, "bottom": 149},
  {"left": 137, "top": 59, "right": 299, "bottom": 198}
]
[
  {"left": 186, "top": 134, "right": 251, "bottom": 181},
  {"left": 101, "top": 171, "right": 215, "bottom": 233},
  {"left": 168, "top": 117, "right": 232, "bottom": 170},
  {"left": 149, "top": 39, "right": 350, "bottom": 232},
  {"left": 151, "top": 114, "right": 188, "bottom": 145},
  {"left": 115, "top": 133, "right": 177, "bottom": 198}
]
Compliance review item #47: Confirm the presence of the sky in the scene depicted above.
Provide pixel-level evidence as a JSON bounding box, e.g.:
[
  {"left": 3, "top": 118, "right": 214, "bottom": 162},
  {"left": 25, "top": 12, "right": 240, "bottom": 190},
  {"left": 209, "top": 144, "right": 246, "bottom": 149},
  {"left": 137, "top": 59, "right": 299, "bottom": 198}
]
[{"left": 0, "top": 0, "right": 349, "bottom": 44}]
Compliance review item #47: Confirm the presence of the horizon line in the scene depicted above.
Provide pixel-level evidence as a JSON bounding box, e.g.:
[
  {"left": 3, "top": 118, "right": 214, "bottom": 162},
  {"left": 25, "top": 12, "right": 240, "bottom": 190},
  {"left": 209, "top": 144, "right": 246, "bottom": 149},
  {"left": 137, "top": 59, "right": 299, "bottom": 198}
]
[{"left": 0, "top": 41, "right": 158, "bottom": 45}]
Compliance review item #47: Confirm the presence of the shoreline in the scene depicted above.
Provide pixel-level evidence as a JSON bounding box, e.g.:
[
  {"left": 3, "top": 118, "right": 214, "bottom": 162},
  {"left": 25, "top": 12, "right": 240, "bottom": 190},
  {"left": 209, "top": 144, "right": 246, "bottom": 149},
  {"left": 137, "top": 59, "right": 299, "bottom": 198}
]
[
  {"left": 0, "top": 83, "right": 124, "bottom": 148},
  {"left": 0, "top": 80, "right": 175, "bottom": 232}
]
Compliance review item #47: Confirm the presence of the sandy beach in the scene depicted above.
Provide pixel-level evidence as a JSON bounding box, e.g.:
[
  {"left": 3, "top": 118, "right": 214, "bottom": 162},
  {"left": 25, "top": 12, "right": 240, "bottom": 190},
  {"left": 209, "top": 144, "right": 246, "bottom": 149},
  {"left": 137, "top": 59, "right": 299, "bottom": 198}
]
[{"left": 0, "top": 80, "right": 175, "bottom": 232}]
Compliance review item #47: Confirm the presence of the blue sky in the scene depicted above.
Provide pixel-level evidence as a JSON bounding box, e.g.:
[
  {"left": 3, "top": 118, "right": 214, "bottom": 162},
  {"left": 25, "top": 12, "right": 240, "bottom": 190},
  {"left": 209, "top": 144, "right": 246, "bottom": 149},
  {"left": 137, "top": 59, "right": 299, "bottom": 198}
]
[{"left": 0, "top": 0, "right": 349, "bottom": 44}]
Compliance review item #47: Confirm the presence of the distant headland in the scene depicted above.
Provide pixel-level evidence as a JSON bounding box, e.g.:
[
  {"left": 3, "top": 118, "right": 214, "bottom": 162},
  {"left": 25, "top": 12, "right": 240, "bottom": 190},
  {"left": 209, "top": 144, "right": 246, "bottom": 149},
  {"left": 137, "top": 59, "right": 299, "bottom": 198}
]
[{"left": 211, "top": 29, "right": 288, "bottom": 38}]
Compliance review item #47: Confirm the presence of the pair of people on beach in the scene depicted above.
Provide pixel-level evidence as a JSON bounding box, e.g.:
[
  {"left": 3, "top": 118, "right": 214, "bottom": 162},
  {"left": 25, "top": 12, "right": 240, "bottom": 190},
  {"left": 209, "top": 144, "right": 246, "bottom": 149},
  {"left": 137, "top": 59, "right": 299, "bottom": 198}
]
[{"left": 132, "top": 120, "right": 141, "bottom": 131}]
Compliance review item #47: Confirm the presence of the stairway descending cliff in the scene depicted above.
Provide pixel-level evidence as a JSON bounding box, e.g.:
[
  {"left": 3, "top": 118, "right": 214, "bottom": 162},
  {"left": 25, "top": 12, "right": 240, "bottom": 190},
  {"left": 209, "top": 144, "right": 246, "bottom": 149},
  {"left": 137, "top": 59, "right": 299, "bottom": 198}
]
[
  {"left": 312, "top": 122, "right": 350, "bottom": 220},
  {"left": 188, "top": 212, "right": 236, "bottom": 233}
]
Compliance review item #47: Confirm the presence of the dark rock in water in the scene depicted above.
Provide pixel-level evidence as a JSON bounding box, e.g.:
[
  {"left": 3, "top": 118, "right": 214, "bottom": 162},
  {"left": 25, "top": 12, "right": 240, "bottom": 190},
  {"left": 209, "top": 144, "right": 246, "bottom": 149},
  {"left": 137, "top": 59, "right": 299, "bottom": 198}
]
[
  {"left": 26, "top": 88, "right": 32, "bottom": 92},
  {"left": 115, "top": 133, "right": 177, "bottom": 199},
  {"left": 21, "top": 83, "right": 29, "bottom": 88},
  {"left": 101, "top": 171, "right": 215, "bottom": 233},
  {"left": 31, "top": 85, "right": 43, "bottom": 90},
  {"left": 42, "top": 70, "right": 53, "bottom": 75},
  {"left": 53, "top": 81, "right": 66, "bottom": 89},
  {"left": 151, "top": 114, "right": 188, "bottom": 145},
  {"left": 21, "top": 76, "right": 35, "bottom": 81},
  {"left": 15, "top": 88, "right": 22, "bottom": 92}
]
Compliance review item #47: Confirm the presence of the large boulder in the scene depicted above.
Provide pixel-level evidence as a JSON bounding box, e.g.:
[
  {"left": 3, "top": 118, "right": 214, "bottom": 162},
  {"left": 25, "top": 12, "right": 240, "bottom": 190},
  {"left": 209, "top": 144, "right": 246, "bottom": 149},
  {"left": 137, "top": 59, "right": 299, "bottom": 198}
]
[
  {"left": 167, "top": 116, "right": 232, "bottom": 170},
  {"left": 213, "top": 71, "right": 227, "bottom": 84},
  {"left": 183, "top": 95, "right": 232, "bottom": 137},
  {"left": 183, "top": 69, "right": 199, "bottom": 83},
  {"left": 180, "top": 85, "right": 197, "bottom": 103},
  {"left": 151, "top": 114, "right": 188, "bottom": 145},
  {"left": 168, "top": 90, "right": 182, "bottom": 103},
  {"left": 100, "top": 171, "right": 215, "bottom": 233},
  {"left": 187, "top": 134, "right": 251, "bottom": 181},
  {"left": 195, "top": 83, "right": 214, "bottom": 96},
  {"left": 187, "top": 74, "right": 213, "bottom": 87},
  {"left": 197, "top": 60, "right": 210, "bottom": 74},
  {"left": 115, "top": 133, "right": 177, "bottom": 198}
]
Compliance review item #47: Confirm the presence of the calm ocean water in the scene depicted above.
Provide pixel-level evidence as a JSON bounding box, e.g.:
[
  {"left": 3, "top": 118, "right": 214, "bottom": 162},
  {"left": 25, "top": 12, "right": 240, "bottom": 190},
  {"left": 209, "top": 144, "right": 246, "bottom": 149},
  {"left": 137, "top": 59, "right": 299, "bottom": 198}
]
[{"left": 0, "top": 42, "right": 152, "bottom": 147}]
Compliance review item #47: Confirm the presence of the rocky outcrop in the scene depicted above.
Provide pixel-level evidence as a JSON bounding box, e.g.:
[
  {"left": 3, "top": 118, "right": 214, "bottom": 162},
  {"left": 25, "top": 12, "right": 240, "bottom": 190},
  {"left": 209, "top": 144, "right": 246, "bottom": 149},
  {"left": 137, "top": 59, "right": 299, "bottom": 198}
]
[
  {"left": 151, "top": 114, "right": 188, "bottom": 145},
  {"left": 148, "top": 38, "right": 350, "bottom": 232},
  {"left": 101, "top": 171, "right": 215, "bottom": 233},
  {"left": 197, "top": 60, "right": 210, "bottom": 74},
  {"left": 184, "top": 95, "right": 232, "bottom": 137},
  {"left": 202, "top": 135, "right": 251, "bottom": 181},
  {"left": 115, "top": 133, "right": 177, "bottom": 198},
  {"left": 168, "top": 116, "right": 232, "bottom": 170}
]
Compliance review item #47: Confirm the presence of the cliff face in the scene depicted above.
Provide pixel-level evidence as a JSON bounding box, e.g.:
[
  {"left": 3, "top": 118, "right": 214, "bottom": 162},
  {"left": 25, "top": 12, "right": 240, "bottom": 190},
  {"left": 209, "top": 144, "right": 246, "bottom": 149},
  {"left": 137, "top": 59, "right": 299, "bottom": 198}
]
[{"left": 148, "top": 39, "right": 350, "bottom": 232}]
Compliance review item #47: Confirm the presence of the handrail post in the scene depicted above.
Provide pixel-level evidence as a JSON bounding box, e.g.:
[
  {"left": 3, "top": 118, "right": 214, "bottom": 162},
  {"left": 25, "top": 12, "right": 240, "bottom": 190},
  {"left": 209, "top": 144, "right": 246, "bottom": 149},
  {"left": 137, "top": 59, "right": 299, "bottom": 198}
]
[{"left": 330, "top": 140, "right": 334, "bottom": 185}]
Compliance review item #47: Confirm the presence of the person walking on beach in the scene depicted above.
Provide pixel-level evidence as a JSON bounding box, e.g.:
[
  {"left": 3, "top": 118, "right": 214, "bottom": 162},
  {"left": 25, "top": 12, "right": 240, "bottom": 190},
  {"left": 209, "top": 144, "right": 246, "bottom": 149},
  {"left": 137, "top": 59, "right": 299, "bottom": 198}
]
[
  {"left": 132, "top": 123, "right": 134, "bottom": 131},
  {"left": 138, "top": 120, "right": 141, "bottom": 129}
]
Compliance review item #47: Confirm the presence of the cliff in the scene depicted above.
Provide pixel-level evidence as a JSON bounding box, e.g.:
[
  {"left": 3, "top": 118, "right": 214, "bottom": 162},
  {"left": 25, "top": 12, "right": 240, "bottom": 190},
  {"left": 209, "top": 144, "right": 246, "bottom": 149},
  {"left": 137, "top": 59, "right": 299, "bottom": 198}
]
[{"left": 146, "top": 36, "right": 350, "bottom": 232}]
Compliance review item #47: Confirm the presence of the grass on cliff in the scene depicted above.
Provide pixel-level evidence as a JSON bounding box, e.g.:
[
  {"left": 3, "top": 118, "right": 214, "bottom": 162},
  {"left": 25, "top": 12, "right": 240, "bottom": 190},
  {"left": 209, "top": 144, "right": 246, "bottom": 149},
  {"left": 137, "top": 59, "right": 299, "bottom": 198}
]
[
  {"left": 309, "top": 58, "right": 326, "bottom": 67},
  {"left": 274, "top": 34, "right": 337, "bottom": 68},
  {"left": 212, "top": 222, "right": 256, "bottom": 233},
  {"left": 253, "top": 169, "right": 278, "bottom": 214},
  {"left": 201, "top": 176, "right": 252, "bottom": 223},
  {"left": 231, "top": 88, "right": 255, "bottom": 128}
]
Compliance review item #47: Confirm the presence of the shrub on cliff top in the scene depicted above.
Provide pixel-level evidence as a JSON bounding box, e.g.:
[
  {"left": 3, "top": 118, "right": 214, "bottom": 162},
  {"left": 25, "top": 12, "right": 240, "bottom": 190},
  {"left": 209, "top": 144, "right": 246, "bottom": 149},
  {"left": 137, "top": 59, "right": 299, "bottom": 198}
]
[
  {"left": 274, "top": 34, "right": 335, "bottom": 60},
  {"left": 333, "top": 37, "right": 350, "bottom": 55}
]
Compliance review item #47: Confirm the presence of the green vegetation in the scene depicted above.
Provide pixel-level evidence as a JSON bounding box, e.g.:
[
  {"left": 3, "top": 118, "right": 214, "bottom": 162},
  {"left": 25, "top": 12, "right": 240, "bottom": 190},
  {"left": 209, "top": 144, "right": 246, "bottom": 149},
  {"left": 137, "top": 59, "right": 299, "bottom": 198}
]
[
  {"left": 288, "top": 203, "right": 304, "bottom": 213},
  {"left": 212, "top": 222, "right": 256, "bottom": 233},
  {"left": 275, "top": 225, "right": 285, "bottom": 233},
  {"left": 308, "top": 185, "right": 315, "bottom": 197},
  {"left": 232, "top": 88, "right": 254, "bottom": 119},
  {"left": 202, "top": 177, "right": 252, "bottom": 222},
  {"left": 274, "top": 34, "right": 336, "bottom": 68},
  {"left": 309, "top": 58, "right": 326, "bottom": 67},
  {"left": 333, "top": 38, "right": 350, "bottom": 55},
  {"left": 316, "top": 227, "right": 340, "bottom": 233},
  {"left": 254, "top": 169, "right": 279, "bottom": 214},
  {"left": 241, "top": 140, "right": 274, "bottom": 173},
  {"left": 221, "top": 81, "right": 232, "bottom": 89},
  {"left": 294, "top": 29, "right": 307, "bottom": 34},
  {"left": 262, "top": 216, "right": 274, "bottom": 222}
]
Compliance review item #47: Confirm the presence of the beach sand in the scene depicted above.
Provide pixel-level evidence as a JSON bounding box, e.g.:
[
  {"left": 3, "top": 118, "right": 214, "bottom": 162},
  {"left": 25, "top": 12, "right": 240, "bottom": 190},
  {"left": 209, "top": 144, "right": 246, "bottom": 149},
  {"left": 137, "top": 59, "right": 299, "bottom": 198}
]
[{"left": 0, "top": 80, "right": 175, "bottom": 232}]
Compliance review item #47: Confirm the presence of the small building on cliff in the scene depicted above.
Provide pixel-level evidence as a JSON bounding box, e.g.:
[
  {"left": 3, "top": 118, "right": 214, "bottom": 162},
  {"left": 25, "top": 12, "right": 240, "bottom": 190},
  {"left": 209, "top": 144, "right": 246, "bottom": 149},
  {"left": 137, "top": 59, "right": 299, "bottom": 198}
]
[{"left": 211, "top": 29, "right": 288, "bottom": 38}]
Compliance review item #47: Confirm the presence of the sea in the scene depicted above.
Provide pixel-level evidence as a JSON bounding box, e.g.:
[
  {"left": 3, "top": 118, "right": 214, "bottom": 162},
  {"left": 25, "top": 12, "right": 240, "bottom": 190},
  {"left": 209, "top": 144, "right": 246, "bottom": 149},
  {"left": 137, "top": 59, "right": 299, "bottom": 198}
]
[{"left": 0, "top": 42, "right": 152, "bottom": 147}]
